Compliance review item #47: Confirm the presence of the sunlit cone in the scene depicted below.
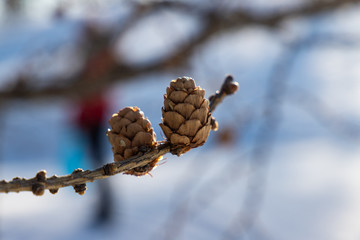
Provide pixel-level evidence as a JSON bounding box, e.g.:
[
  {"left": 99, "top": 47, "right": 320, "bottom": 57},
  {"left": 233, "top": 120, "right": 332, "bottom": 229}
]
[
  {"left": 107, "top": 107, "right": 158, "bottom": 176},
  {"left": 159, "top": 77, "right": 215, "bottom": 155}
]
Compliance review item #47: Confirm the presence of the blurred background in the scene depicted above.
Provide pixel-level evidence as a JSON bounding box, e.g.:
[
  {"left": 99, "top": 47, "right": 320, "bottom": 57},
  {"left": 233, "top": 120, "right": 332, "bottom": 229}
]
[{"left": 1, "top": 0, "right": 360, "bottom": 239}]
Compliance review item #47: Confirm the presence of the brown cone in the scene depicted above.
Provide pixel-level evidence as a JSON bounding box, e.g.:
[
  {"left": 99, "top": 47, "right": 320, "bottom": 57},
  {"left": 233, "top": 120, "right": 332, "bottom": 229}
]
[
  {"left": 107, "top": 107, "right": 158, "bottom": 176},
  {"left": 159, "top": 77, "right": 213, "bottom": 155}
]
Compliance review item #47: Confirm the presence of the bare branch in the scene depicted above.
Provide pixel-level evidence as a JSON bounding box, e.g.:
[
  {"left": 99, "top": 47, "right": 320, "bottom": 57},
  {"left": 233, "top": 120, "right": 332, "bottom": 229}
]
[
  {"left": 209, "top": 75, "right": 239, "bottom": 112},
  {"left": 0, "top": 143, "right": 170, "bottom": 195},
  {"left": 221, "top": 35, "right": 308, "bottom": 240},
  {"left": 288, "top": 87, "right": 360, "bottom": 140},
  {"left": 0, "top": 0, "right": 357, "bottom": 101},
  {"left": 0, "top": 75, "right": 239, "bottom": 195}
]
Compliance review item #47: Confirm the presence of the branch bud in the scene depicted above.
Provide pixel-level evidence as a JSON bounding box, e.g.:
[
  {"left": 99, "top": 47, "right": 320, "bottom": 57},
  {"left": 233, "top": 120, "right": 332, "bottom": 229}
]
[{"left": 32, "top": 183, "right": 45, "bottom": 196}]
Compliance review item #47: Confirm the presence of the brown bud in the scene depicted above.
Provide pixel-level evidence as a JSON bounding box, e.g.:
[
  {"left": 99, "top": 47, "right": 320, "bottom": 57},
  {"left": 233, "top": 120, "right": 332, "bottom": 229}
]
[
  {"left": 103, "top": 163, "right": 117, "bottom": 176},
  {"left": 12, "top": 177, "right": 21, "bottom": 182},
  {"left": 72, "top": 168, "right": 84, "bottom": 174},
  {"left": 221, "top": 75, "right": 239, "bottom": 95},
  {"left": 210, "top": 117, "right": 218, "bottom": 131},
  {"left": 49, "top": 188, "right": 59, "bottom": 194},
  {"left": 32, "top": 183, "right": 45, "bottom": 196},
  {"left": 36, "top": 170, "right": 47, "bottom": 182},
  {"left": 74, "top": 184, "right": 87, "bottom": 195}
]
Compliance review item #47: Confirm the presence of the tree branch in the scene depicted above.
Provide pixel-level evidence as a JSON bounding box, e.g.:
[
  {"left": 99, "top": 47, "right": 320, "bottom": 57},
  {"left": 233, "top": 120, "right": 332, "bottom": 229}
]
[
  {"left": 209, "top": 75, "right": 239, "bottom": 112},
  {"left": 0, "top": 143, "right": 170, "bottom": 195},
  {"left": 0, "top": 75, "right": 238, "bottom": 195},
  {"left": 0, "top": 0, "right": 357, "bottom": 101}
]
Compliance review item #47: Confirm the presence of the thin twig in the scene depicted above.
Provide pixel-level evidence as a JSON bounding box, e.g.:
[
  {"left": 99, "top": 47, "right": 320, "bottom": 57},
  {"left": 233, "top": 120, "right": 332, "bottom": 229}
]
[
  {"left": 0, "top": 76, "right": 238, "bottom": 195},
  {"left": 288, "top": 87, "right": 360, "bottom": 140},
  {"left": 156, "top": 110, "right": 255, "bottom": 240},
  {"left": 221, "top": 36, "right": 310, "bottom": 240},
  {"left": 209, "top": 75, "right": 239, "bottom": 112},
  {"left": 0, "top": 143, "right": 170, "bottom": 195}
]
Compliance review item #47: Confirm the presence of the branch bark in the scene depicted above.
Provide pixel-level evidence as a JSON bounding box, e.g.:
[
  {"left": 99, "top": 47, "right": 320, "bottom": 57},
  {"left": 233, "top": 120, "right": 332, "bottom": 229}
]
[
  {"left": 0, "top": 143, "right": 170, "bottom": 195},
  {"left": 0, "top": 76, "right": 238, "bottom": 195}
]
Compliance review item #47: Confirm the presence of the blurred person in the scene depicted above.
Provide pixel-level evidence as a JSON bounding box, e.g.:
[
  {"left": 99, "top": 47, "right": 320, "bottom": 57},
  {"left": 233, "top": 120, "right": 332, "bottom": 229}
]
[{"left": 74, "top": 92, "right": 114, "bottom": 226}]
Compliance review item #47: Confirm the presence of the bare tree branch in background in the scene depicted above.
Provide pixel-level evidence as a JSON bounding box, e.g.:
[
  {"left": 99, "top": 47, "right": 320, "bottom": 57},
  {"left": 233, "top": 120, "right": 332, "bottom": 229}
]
[
  {"left": 218, "top": 30, "right": 360, "bottom": 239},
  {"left": 289, "top": 88, "right": 360, "bottom": 140},
  {"left": 157, "top": 153, "right": 249, "bottom": 240},
  {"left": 209, "top": 34, "right": 360, "bottom": 240},
  {"left": 221, "top": 35, "right": 313, "bottom": 240},
  {"left": 155, "top": 110, "right": 255, "bottom": 240},
  {"left": 0, "top": 0, "right": 358, "bottom": 101},
  {"left": 282, "top": 33, "right": 360, "bottom": 141}
]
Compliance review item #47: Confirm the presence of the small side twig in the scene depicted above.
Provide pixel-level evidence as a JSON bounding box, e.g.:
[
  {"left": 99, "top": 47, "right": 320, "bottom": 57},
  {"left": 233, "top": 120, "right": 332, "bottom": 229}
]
[
  {"left": 0, "top": 75, "right": 238, "bottom": 195},
  {"left": 209, "top": 75, "right": 239, "bottom": 112}
]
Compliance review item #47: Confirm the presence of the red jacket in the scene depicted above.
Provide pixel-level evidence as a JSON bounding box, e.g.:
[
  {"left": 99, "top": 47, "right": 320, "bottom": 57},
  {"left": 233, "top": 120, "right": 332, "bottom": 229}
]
[{"left": 77, "top": 94, "right": 107, "bottom": 129}]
